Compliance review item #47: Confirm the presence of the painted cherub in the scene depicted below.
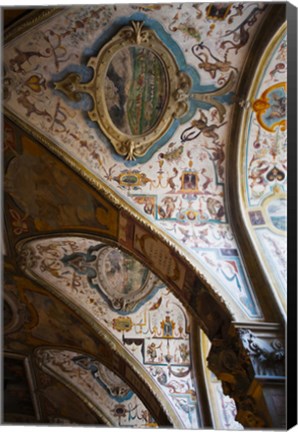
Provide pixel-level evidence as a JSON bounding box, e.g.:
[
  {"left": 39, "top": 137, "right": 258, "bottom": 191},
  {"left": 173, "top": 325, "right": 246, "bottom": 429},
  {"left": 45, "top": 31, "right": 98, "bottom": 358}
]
[
  {"left": 179, "top": 343, "right": 190, "bottom": 362},
  {"left": 147, "top": 342, "right": 162, "bottom": 362}
]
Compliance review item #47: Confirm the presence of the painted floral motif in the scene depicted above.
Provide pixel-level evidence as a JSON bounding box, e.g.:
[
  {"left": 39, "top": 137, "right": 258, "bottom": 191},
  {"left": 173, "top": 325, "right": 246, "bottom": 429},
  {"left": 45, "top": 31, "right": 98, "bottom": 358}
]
[
  {"left": 8, "top": 208, "right": 29, "bottom": 235},
  {"left": 253, "top": 83, "right": 286, "bottom": 133},
  {"left": 246, "top": 35, "right": 287, "bottom": 206}
]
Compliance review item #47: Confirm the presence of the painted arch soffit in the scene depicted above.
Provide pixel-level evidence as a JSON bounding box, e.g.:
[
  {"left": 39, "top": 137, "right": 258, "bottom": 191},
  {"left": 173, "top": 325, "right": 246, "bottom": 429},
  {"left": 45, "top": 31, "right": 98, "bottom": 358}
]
[
  {"left": 34, "top": 347, "right": 157, "bottom": 427},
  {"left": 3, "top": 264, "right": 173, "bottom": 427},
  {"left": 19, "top": 235, "right": 202, "bottom": 428},
  {"left": 238, "top": 25, "right": 287, "bottom": 313},
  {"left": 33, "top": 367, "right": 106, "bottom": 425},
  {"left": 3, "top": 120, "right": 245, "bottom": 334},
  {"left": 3, "top": 4, "right": 272, "bottom": 320}
]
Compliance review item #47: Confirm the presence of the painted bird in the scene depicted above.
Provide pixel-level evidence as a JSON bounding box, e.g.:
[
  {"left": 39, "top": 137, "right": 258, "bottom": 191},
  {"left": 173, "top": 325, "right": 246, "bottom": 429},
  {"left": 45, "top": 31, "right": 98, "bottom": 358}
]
[{"left": 149, "top": 297, "right": 162, "bottom": 311}]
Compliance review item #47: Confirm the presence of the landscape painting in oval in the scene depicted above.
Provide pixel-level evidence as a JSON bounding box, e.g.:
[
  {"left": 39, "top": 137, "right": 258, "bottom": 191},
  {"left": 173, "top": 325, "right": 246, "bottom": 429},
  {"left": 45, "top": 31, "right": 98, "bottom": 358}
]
[
  {"left": 104, "top": 46, "right": 168, "bottom": 136},
  {"left": 97, "top": 247, "right": 150, "bottom": 296}
]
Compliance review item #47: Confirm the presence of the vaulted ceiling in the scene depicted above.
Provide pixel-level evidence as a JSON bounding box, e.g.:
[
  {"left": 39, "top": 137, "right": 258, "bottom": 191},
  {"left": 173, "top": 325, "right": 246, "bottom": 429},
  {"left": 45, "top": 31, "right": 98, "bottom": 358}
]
[{"left": 3, "top": 3, "right": 287, "bottom": 428}]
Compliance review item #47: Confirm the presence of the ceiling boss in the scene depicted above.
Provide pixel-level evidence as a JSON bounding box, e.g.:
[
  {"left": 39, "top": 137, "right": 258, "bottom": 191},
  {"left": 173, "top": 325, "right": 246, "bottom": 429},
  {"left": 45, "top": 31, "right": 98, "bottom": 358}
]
[{"left": 54, "top": 20, "right": 234, "bottom": 161}]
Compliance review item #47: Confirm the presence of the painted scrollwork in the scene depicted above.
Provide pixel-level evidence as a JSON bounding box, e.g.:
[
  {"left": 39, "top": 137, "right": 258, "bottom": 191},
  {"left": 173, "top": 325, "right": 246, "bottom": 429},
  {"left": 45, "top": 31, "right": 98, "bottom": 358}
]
[{"left": 34, "top": 348, "right": 156, "bottom": 427}]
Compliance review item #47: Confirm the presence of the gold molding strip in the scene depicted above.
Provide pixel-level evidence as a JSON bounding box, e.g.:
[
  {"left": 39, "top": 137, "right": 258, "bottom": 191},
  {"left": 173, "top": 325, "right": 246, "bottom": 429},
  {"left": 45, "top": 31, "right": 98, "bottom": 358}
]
[{"left": 4, "top": 7, "right": 64, "bottom": 43}]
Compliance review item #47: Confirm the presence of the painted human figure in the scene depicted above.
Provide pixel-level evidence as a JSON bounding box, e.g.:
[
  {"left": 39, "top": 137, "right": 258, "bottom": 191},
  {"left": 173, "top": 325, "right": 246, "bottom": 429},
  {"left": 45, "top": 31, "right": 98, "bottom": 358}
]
[
  {"left": 163, "top": 316, "right": 174, "bottom": 337},
  {"left": 147, "top": 342, "right": 161, "bottom": 362},
  {"left": 179, "top": 343, "right": 190, "bottom": 362}
]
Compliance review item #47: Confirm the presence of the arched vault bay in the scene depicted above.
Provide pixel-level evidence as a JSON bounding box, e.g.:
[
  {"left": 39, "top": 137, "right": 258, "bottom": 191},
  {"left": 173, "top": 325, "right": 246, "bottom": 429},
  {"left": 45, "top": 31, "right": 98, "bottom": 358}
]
[
  {"left": 4, "top": 262, "right": 175, "bottom": 427},
  {"left": 4, "top": 3, "right": 279, "bottom": 324},
  {"left": 3, "top": 4, "right": 287, "bottom": 427}
]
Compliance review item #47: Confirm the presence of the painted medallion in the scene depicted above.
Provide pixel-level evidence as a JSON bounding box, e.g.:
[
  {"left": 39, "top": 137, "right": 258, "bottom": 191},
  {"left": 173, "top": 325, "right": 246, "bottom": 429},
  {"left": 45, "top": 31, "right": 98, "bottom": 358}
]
[
  {"left": 97, "top": 246, "right": 150, "bottom": 296},
  {"left": 104, "top": 46, "right": 167, "bottom": 136}
]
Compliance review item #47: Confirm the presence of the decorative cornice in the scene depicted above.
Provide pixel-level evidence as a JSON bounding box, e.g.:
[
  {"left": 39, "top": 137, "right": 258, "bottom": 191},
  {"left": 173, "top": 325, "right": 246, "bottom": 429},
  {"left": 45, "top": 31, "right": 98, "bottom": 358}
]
[{"left": 233, "top": 321, "right": 282, "bottom": 333}]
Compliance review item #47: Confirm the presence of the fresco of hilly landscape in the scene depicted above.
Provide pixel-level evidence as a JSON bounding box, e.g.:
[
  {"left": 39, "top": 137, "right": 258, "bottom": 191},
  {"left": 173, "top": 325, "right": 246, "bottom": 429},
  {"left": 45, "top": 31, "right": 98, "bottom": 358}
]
[{"left": 105, "top": 46, "right": 167, "bottom": 136}]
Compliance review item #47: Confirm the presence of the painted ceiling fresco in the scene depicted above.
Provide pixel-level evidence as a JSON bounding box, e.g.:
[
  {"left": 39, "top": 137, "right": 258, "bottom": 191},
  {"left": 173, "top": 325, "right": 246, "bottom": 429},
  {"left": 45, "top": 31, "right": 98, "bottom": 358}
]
[
  {"left": 20, "top": 236, "right": 201, "bottom": 428},
  {"left": 3, "top": 121, "right": 118, "bottom": 238},
  {"left": 3, "top": 352, "right": 104, "bottom": 425},
  {"left": 241, "top": 28, "right": 287, "bottom": 311},
  {"left": 3, "top": 261, "right": 171, "bottom": 427},
  {"left": 34, "top": 371, "right": 104, "bottom": 425},
  {"left": 3, "top": 3, "right": 273, "bottom": 320},
  {"left": 3, "top": 120, "right": 248, "bottom": 429},
  {"left": 35, "top": 348, "right": 157, "bottom": 427},
  {"left": 2, "top": 4, "right": 288, "bottom": 429}
]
